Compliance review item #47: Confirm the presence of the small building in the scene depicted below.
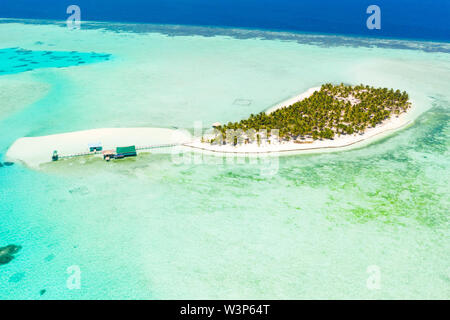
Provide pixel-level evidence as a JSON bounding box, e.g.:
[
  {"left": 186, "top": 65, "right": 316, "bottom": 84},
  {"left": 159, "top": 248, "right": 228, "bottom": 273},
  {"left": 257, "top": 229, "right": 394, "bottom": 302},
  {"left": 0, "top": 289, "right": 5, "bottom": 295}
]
[
  {"left": 88, "top": 142, "right": 103, "bottom": 152},
  {"left": 212, "top": 122, "right": 221, "bottom": 128},
  {"left": 52, "top": 150, "right": 59, "bottom": 161},
  {"left": 102, "top": 150, "right": 116, "bottom": 161},
  {"left": 115, "top": 146, "right": 137, "bottom": 159}
]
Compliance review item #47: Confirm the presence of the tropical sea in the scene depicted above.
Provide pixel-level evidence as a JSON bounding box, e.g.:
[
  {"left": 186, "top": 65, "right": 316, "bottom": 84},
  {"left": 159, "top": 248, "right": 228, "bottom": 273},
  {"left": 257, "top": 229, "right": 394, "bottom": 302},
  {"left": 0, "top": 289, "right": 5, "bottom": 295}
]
[
  {"left": 0, "top": 0, "right": 449, "bottom": 41},
  {"left": 0, "top": 17, "right": 449, "bottom": 299}
]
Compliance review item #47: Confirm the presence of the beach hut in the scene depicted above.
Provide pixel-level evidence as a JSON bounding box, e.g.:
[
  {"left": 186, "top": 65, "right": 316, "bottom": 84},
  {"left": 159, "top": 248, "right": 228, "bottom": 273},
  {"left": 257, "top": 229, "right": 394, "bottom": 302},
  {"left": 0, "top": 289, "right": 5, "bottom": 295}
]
[
  {"left": 115, "top": 146, "right": 137, "bottom": 159},
  {"left": 102, "top": 150, "right": 116, "bottom": 161},
  {"left": 88, "top": 142, "right": 103, "bottom": 152},
  {"left": 52, "top": 150, "right": 59, "bottom": 161}
]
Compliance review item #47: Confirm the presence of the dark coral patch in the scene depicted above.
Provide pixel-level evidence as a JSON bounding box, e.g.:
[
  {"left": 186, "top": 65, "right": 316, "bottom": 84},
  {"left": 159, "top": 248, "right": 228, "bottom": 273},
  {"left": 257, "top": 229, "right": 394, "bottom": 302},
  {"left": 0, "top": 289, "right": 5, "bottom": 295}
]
[
  {"left": 0, "top": 244, "right": 22, "bottom": 266},
  {"left": 0, "top": 255, "right": 14, "bottom": 265}
]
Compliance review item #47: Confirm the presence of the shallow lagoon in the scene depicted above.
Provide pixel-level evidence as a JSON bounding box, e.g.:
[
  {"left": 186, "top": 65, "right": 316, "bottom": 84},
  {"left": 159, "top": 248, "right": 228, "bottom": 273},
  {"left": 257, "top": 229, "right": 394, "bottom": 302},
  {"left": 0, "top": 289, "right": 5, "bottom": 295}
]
[{"left": 0, "top": 21, "right": 448, "bottom": 299}]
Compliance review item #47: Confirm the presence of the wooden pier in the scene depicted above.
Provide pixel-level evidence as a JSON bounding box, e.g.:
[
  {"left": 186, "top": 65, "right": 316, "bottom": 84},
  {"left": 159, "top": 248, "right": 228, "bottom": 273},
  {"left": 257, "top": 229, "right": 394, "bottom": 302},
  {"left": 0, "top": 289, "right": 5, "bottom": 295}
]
[
  {"left": 135, "top": 144, "right": 178, "bottom": 151},
  {"left": 55, "top": 143, "right": 179, "bottom": 160}
]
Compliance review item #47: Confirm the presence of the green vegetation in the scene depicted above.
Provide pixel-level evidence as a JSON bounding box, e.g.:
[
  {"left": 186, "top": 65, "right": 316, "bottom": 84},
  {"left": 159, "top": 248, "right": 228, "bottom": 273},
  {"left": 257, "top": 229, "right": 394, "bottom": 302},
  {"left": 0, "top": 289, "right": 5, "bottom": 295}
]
[{"left": 213, "top": 83, "right": 411, "bottom": 142}]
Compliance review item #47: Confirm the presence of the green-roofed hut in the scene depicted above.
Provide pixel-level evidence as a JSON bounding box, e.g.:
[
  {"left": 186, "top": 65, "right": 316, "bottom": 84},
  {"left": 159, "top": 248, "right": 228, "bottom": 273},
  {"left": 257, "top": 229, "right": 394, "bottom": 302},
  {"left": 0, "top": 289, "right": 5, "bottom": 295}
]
[
  {"left": 88, "top": 142, "right": 103, "bottom": 152},
  {"left": 115, "top": 146, "right": 137, "bottom": 159},
  {"left": 52, "top": 150, "right": 59, "bottom": 161}
]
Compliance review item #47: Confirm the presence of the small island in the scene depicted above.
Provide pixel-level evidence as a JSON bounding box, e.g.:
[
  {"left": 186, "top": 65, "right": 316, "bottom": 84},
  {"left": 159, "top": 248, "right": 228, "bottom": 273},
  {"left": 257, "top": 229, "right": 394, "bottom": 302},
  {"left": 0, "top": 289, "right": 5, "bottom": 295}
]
[
  {"left": 188, "top": 83, "right": 413, "bottom": 153},
  {"left": 6, "top": 84, "right": 414, "bottom": 168}
]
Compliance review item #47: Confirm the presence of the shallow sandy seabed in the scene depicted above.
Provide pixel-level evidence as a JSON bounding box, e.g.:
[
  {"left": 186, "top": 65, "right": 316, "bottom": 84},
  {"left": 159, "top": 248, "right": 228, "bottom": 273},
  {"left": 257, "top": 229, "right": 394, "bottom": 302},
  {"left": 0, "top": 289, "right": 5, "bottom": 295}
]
[{"left": 0, "top": 76, "right": 50, "bottom": 120}]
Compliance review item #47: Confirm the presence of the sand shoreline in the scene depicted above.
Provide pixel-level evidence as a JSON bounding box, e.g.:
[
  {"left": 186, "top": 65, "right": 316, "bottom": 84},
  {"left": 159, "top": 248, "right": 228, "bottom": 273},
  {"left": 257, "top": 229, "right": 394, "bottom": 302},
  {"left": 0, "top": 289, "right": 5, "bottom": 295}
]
[
  {"left": 184, "top": 116, "right": 413, "bottom": 155},
  {"left": 265, "top": 86, "right": 321, "bottom": 114}
]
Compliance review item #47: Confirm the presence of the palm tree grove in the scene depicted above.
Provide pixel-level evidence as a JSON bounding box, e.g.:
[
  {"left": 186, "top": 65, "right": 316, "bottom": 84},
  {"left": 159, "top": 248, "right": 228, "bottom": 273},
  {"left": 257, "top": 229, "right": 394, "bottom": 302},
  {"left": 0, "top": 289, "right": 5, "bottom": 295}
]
[{"left": 211, "top": 83, "right": 411, "bottom": 143}]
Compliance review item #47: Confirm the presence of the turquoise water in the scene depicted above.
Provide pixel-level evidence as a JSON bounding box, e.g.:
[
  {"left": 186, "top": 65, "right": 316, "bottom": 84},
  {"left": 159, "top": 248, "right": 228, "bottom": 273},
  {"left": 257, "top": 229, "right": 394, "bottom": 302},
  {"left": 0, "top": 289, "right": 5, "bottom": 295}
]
[
  {"left": 0, "top": 47, "right": 110, "bottom": 76},
  {"left": 0, "top": 21, "right": 449, "bottom": 299}
]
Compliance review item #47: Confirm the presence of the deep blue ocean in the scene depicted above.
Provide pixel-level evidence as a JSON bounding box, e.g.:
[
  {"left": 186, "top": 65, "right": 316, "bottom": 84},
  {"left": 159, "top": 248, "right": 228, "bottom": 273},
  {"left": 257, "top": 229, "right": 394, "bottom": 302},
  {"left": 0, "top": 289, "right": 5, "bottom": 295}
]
[{"left": 0, "top": 0, "right": 448, "bottom": 42}]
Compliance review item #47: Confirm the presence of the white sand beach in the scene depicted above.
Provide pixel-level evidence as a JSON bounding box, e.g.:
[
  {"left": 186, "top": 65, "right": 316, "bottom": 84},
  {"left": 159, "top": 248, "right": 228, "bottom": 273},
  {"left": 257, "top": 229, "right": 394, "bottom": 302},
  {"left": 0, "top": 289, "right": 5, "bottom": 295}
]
[
  {"left": 6, "top": 127, "right": 192, "bottom": 167},
  {"left": 265, "top": 86, "right": 321, "bottom": 114},
  {"left": 185, "top": 112, "right": 412, "bottom": 155}
]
